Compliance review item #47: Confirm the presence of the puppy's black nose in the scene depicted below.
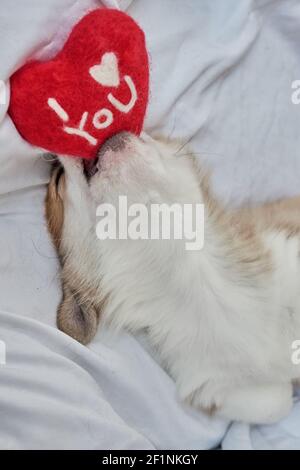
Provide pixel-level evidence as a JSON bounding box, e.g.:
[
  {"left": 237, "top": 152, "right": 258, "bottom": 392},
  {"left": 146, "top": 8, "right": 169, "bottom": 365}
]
[
  {"left": 83, "top": 132, "right": 131, "bottom": 180},
  {"left": 98, "top": 132, "right": 130, "bottom": 156}
]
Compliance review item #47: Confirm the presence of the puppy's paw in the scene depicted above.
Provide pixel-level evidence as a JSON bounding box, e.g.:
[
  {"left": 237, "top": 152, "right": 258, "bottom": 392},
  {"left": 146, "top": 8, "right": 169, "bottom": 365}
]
[
  {"left": 181, "top": 381, "right": 293, "bottom": 424},
  {"left": 219, "top": 383, "right": 293, "bottom": 424},
  {"left": 182, "top": 380, "right": 223, "bottom": 416}
]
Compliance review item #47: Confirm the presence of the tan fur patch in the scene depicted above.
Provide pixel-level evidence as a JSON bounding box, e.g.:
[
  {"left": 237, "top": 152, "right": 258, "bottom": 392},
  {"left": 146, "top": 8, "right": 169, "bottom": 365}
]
[
  {"left": 191, "top": 159, "right": 273, "bottom": 279},
  {"left": 45, "top": 166, "right": 65, "bottom": 253}
]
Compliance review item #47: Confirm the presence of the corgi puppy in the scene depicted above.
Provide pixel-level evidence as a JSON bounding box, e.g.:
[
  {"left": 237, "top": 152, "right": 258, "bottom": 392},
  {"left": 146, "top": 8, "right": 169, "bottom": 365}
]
[{"left": 45, "top": 132, "right": 300, "bottom": 424}]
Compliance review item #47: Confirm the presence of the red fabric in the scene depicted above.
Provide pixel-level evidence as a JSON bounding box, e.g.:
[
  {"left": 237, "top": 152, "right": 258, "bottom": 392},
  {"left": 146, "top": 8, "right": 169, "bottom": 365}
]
[{"left": 9, "top": 9, "right": 149, "bottom": 159}]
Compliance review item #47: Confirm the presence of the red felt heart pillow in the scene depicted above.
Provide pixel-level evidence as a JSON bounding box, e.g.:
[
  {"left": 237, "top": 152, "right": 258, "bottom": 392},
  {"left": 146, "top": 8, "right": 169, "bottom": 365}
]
[{"left": 9, "top": 8, "right": 149, "bottom": 159}]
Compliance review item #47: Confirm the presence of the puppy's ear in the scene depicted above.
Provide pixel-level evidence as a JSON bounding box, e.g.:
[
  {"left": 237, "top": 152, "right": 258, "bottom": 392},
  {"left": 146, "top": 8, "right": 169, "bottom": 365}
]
[{"left": 57, "top": 284, "right": 99, "bottom": 345}]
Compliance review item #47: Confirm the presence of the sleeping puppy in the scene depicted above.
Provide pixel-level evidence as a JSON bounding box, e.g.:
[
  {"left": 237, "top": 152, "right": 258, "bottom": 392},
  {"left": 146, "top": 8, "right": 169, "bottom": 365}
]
[{"left": 45, "top": 131, "right": 300, "bottom": 424}]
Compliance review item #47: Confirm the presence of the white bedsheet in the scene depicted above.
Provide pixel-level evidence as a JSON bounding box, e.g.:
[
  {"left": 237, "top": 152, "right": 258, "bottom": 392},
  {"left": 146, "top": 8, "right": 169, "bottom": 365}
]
[{"left": 0, "top": 0, "right": 300, "bottom": 450}]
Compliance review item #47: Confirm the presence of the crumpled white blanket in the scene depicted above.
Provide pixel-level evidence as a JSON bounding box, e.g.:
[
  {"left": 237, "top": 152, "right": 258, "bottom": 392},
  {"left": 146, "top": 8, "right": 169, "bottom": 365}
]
[{"left": 0, "top": 0, "right": 300, "bottom": 450}]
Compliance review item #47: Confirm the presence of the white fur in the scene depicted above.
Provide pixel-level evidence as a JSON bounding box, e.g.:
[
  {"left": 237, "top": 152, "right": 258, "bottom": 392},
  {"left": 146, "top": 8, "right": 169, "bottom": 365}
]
[{"left": 58, "top": 134, "right": 300, "bottom": 424}]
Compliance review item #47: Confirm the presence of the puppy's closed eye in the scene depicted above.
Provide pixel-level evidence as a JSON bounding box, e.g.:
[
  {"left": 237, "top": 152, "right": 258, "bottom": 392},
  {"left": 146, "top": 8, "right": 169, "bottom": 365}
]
[{"left": 54, "top": 166, "right": 64, "bottom": 188}]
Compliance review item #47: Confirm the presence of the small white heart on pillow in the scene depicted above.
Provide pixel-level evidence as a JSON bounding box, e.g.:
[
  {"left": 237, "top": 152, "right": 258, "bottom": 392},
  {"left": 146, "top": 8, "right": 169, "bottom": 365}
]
[{"left": 89, "top": 52, "right": 120, "bottom": 87}]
